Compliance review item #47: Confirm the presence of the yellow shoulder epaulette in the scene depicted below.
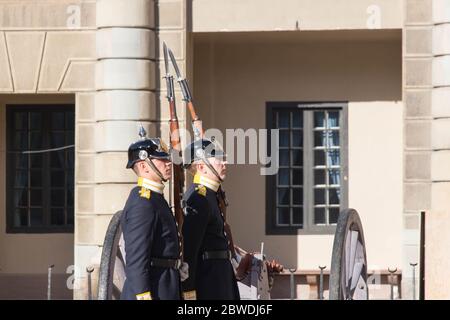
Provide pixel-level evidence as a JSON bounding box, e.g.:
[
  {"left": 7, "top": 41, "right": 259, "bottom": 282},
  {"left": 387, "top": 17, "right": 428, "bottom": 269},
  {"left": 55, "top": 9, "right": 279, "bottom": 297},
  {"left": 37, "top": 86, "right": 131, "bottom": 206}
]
[
  {"left": 195, "top": 185, "right": 207, "bottom": 197},
  {"left": 136, "top": 291, "right": 152, "bottom": 300},
  {"left": 139, "top": 187, "right": 151, "bottom": 200},
  {"left": 183, "top": 290, "right": 196, "bottom": 300}
]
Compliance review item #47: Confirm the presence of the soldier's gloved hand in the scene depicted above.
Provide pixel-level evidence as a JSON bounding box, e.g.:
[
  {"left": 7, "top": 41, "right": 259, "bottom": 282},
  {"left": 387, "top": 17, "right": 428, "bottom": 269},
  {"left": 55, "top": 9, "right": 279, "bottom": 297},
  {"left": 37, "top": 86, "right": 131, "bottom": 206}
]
[
  {"left": 179, "top": 262, "right": 189, "bottom": 282},
  {"left": 235, "top": 253, "right": 253, "bottom": 281},
  {"left": 266, "top": 259, "right": 284, "bottom": 274}
]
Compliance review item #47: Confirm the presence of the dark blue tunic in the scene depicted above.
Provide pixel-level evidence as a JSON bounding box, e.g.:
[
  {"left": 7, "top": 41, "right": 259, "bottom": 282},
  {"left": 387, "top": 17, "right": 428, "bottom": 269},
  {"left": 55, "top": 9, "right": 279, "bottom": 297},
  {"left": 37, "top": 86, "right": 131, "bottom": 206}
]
[
  {"left": 120, "top": 186, "right": 181, "bottom": 300},
  {"left": 182, "top": 183, "right": 240, "bottom": 300}
]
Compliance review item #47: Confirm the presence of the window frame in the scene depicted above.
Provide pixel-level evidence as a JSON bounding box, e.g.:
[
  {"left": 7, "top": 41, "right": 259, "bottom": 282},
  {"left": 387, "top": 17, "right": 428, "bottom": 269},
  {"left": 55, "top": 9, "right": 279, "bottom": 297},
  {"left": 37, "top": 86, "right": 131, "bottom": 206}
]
[
  {"left": 266, "top": 102, "right": 348, "bottom": 235},
  {"left": 6, "top": 104, "right": 75, "bottom": 234}
]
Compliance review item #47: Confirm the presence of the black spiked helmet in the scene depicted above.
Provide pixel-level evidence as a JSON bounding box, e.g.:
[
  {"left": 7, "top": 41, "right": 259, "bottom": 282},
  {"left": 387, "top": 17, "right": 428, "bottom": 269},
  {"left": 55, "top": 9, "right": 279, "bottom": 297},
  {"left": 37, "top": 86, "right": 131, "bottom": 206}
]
[
  {"left": 126, "top": 127, "right": 171, "bottom": 169},
  {"left": 183, "top": 138, "right": 225, "bottom": 168}
]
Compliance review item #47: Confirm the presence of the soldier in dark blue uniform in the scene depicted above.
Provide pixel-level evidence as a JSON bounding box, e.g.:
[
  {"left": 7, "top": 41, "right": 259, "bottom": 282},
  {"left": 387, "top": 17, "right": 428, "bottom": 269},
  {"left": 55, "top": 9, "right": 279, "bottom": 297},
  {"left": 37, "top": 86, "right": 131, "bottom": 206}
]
[
  {"left": 181, "top": 139, "right": 240, "bottom": 300},
  {"left": 120, "top": 130, "right": 187, "bottom": 300}
]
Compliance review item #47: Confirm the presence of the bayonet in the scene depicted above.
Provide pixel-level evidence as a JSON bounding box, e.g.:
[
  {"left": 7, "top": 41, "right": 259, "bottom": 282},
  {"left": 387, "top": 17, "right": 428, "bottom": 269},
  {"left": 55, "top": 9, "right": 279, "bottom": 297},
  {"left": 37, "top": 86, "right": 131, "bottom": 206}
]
[
  {"left": 168, "top": 48, "right": 193, "bottom": 103},
  {"left": 167, "top": 47, "right": 203, "bottom": 137},
  {"left": 163, "top": 42, "right": 175, "bottom": 102}
]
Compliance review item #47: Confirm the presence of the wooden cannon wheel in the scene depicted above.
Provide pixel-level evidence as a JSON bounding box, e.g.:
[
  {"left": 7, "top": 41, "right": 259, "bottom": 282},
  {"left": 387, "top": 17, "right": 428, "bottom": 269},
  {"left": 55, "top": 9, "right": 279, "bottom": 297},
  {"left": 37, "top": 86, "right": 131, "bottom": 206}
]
[{"left": 329, "top": 208, "right": 368, "bottom": 300}]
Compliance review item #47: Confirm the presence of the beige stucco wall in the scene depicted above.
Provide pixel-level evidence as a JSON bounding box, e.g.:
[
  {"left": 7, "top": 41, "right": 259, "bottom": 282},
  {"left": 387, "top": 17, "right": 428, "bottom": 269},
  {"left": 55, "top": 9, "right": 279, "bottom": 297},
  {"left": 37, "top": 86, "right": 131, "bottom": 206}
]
[
  {"left": 348, "top": 101, "right": 403, "bottom": 268},
  {"left": 192, "top": 0, "right": 403, "bottom": 32},
  {"left": 0, "top": 95, "right": 75, "bottom": 275},
  {"left": 193, "top": 30, "right": 402, "bottom": 270}
]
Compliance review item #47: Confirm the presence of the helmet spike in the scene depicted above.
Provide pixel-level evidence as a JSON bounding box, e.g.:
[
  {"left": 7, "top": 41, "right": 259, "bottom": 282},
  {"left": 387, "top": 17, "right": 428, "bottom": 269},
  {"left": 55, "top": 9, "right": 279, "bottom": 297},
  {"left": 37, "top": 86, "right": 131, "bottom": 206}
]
[{"left": 138, "top": 123, "right": 147, "bottom": 140}]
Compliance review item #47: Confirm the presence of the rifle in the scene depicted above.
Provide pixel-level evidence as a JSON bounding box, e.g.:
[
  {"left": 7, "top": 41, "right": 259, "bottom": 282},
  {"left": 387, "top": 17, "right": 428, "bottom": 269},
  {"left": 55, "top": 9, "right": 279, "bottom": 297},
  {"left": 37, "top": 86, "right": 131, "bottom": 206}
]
[
  {"left": 163, "top": 43, "right": 185, "bottom": 260},
  {"left": 166, "top": 48, "right": 239, "bottom": 261}
]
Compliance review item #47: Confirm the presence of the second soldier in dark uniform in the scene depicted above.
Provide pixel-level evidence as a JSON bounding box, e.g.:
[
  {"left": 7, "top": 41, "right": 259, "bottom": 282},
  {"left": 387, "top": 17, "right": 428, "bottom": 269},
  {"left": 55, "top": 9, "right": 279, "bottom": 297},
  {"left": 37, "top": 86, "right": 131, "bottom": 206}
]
[
  {"left": 120, "top": 131, "right": 187, "bottom": 300},
  {"left": 181, "top": 139, "right": 240, "bottom": 300}
]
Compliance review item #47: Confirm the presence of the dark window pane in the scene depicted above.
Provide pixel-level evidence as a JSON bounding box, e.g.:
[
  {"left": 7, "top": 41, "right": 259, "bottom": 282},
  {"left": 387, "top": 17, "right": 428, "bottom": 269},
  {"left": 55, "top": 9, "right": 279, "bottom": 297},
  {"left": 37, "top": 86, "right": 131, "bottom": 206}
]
[
  {"left": 15, "top": 189, "right": 28, "bottom": 206},
  {"left": 329, "top": 207, "right": 340, "bottom": 224},
  {"left": 67, "top": 207, "right": 74, "bottom": 225},
  {"left": 279, "top": 130, "right": 289, "bottom": 147},
  {"left": 67, "top": 150, "right": 74, "bottom": 169},
  {"left": 30, "top": 132, "right": 43, "bottom": 149},
  {"left": 14, "top": 171, "right": 28, "bottom": 188},
  {"left": 30, "top": 170, "right": 42, "bottom": 187},
  {"left": 67, "top": 189, "right": 74, "bottom": 207},
  {"left": 292, "top": 112, "right": 303, "bottom": 128},
  {"left": 292, "top": 169, "right": 303, "bottom": 186},
  {"left": 51, "top": 189, "right": 65, "bottom": 207},
  {"left": 314, "top": 188, "right": 325, "bottom": 205},
  {"left": 66, "top": 131, "right": 74, "bottom": 145},
  {"left": 14, "top": 132, "right": 28, "bottom": 150},
  {"left": 30, "top": 154, "right": 42, "bottom": 168},
  {"left": 292, "top": 149, "right": 303, "bottom": 166},
  {"left": 277, "top": 168, "right": 289, "bottom": 186},
  {"left": 277, "top": 207, "right": 290, "bottom": 225},
  {"left": 30, "top": 190, "right": 42, "bottom": 206},
  {"left": 30, "top": 208, "right": 43, "bottom": 226},
  {"left": 14, "top": 112, "right": 28, "bottom": 130},
  {"left": 14, "top": 209, "right": 28, "bottom": 227},
  {"left": 51, "top": 151, "right": 64, "bottom": 168},
  {"left": 314, "top": 207, "right": 326, "bottom": 224},
  {"left": 292, "top": 188, "right": 303, "bottom": 205},
  {"left": 15, "top": 154, "right": 28, "bottom": 169},
  {"left": 328, "top": 169, "right": 341, "bottom": 186},
  {"left": 328, "top": 111, "right": 340, "bottom": 128},
  {"left": 30, "top": 112, "right": 42, "bottom": 130},
  {"left": 314, "top": 169, "right": 326, "bottom": 185},
  {"left": 51, "top": 208, "right": 65, "bottom": 226},
  {"left": 314, "top": 150, "right": 326, "bottom": 166},
  {"left": 66, "top": 112, "right": 75, "bottom": 130},
  {"left": 52, "top": 112, "right": 65, "bottom": 130},
  {"left": 314, "top": 112, "right": 325, "bottom": 128},
  {"left": 329, "top": 131, "right": 340, "bottom": 147},
  {"left": 327, "top": 150, "right": 340, "bottom": 166},
  {"left": 278, "top": 111, "right": 289, "bottom": 128},
  {"left": 279, "top": 149, "right": 289, "bottom": 166},
  {"left": 51, "top": 132, "right": 65, "bottom": 148},
  {"left": 66, "top": 174, "right": 74, "bottom": 189},
  {"left": 277, "top": 188, "right": 289, "bottom": 205},
  {"left": 329, "top": 188, "right": 340, "bottom": 205},
  {"left": 292, "top": 130, "right": 303, "bottom": 147},
  {"left": 314, "top": 131, "right": 326, "bottom": 147},
  {"left": 292, "top": 208, "right": 303, "bottom": 225},
  {"left": 51, "top": 170, "right": 65, "bottom": 187}
]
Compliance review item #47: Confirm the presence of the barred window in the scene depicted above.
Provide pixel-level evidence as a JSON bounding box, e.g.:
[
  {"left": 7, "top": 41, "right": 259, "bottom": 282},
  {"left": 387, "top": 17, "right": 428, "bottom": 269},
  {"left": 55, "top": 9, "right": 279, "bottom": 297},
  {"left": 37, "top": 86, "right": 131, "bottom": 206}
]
[
  {"left": 6, "top": 105, "right": 75, "bottom": 233},
  {"left": 266, "top": 102, "right": 347, "bottom": 235},
  {"left": 313, "top": 110, "right": 341, "bottom": 225}
]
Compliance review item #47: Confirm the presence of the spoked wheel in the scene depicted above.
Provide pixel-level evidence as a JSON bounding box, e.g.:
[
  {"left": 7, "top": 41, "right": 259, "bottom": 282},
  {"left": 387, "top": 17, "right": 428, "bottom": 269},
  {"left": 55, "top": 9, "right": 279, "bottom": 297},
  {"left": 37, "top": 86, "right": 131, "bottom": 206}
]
[
  {"left": 98, "top": 210, "right": 126, "bottom": 300},
  {"left": 329, "top": 208, "right": 368, "bottom": 300}
]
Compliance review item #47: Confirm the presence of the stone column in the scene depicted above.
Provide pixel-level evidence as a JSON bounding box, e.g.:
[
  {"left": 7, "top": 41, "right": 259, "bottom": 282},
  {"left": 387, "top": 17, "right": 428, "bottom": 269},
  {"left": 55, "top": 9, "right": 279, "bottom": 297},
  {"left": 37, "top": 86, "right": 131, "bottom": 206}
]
[
  {"left": 403, "top": 0, "right": 433, "bottom": 300},
  {"left": 73, "top": 0, "right": 157, "bottom": 299},
  {"left": 156, "top": 0, "right": 188, "bottom": 145},
  {"left": 426, "top": 0, "right": 450, "bottom": 299}
]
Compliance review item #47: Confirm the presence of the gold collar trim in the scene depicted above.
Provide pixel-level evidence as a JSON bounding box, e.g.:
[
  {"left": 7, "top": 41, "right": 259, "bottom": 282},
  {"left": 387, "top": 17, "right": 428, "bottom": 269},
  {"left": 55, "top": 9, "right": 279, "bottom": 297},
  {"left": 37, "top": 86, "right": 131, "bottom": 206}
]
[
  {"left": 137, "top": 177, "right": 165, "bottom": 194},
  {"left": 193, "top": 174, "right": 220, "bottom": 192}
]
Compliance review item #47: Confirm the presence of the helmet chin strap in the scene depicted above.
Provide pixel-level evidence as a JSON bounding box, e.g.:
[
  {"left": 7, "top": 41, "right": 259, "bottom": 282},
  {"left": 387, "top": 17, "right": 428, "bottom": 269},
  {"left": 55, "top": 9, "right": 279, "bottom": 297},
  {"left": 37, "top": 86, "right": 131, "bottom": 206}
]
[
  {"left": 145, "top": 158, "right": 168, "bottom": 182},
  {"left": 201, "top": 157, "right": 223, "bottom": 183}
]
